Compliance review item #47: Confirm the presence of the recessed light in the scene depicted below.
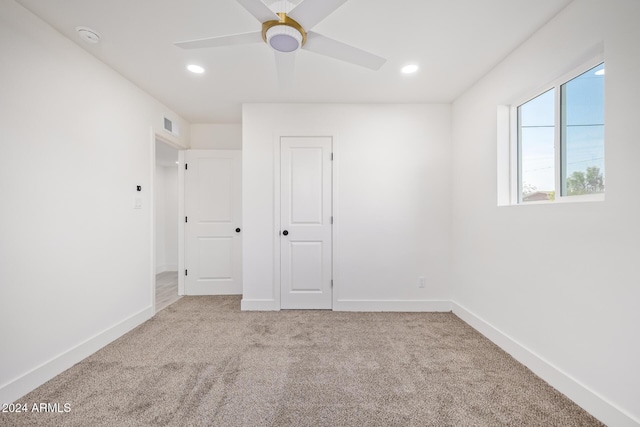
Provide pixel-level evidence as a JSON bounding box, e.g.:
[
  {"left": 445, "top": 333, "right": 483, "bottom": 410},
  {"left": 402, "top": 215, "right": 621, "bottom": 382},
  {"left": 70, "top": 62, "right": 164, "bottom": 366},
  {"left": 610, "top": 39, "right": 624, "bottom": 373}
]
[
  {"left": 595, "top": 69, "right": 605, "bottom": 76},
  {"left": 187, "top": 64, "right": 205, "bottom": 74},
  {"left": 401, "top": 64, "right": 419, "bottom": 74}
]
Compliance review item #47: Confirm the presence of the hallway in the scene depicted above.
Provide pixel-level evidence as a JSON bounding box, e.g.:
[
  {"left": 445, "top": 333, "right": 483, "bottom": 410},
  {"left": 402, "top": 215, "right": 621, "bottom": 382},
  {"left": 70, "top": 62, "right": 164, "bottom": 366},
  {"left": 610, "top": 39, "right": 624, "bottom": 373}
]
[{"left": 156, "top": 271, "right": 180, "bottom": 312}]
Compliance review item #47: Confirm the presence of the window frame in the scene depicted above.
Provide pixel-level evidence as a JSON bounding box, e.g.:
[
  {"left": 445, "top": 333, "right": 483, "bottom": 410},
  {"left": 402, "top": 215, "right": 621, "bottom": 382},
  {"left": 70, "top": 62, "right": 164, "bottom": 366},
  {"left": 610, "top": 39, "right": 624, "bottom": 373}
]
[{"left": 510, "top": 54, "right": 605, "bottom": 205}]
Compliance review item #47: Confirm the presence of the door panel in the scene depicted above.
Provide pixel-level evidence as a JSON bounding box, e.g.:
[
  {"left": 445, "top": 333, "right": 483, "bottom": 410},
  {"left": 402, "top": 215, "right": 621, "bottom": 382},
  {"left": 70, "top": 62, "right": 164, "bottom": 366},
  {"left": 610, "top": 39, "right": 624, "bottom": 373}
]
[
  {"left": 280, "top": 137, "right": 332, "bottom": 309},
  {"left": 197, "top": 158, "right": 233, "bottom": 222},
  {"left": 290, "top": 241, "right": 323, "bottom": 291},
  {"left": 291, "top": 147, "right": 323, "bottom": 224},
  {"left": 197, "top": 237, "right": 232, "bottom": 279},
  {"left": 185, "top": 150, "right": 242, "bottom": 295}
]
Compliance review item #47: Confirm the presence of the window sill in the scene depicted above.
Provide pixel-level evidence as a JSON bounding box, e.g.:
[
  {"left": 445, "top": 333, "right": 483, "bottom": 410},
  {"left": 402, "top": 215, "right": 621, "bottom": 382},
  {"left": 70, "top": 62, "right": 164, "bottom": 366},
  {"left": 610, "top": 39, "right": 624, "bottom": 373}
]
[{"left": 500, "top": 193, "right": 605, "bottom": 207}]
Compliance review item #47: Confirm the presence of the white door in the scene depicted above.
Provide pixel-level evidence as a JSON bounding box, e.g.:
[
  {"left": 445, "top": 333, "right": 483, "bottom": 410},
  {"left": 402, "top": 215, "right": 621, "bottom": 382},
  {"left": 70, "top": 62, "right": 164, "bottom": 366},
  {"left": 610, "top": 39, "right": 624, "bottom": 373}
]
[
  {"left": 280, "top": 137, "right": 332, "bottom": 309},
  {"left": 185, "top": 150, "right": 242, "bottom": 295}
]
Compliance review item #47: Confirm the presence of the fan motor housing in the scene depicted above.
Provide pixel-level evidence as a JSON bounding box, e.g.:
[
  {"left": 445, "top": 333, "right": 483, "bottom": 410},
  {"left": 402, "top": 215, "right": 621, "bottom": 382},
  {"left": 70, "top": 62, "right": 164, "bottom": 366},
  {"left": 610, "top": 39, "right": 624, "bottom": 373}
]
[{"left": 262, "top": 13, "right": 307, "bottom": 52}]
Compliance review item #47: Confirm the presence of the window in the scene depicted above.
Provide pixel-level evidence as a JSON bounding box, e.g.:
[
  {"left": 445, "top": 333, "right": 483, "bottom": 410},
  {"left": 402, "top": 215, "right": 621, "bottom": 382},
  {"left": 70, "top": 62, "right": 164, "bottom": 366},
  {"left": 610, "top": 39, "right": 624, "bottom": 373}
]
[
  {"left": 518, "top": 89, "right": 555, "bottom": 202},
  {"left": 515, "top": 61, "right": 605, "bottom": 203}
]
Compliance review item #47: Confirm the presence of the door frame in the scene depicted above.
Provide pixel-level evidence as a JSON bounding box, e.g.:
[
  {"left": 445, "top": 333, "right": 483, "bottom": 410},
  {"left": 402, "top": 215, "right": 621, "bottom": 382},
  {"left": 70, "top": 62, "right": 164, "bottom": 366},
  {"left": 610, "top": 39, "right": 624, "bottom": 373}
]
[
  {"left": 272, "top": 132, "right": 338, "bottom": 310},
  {"left": 151, "top": 131, "right": 186, "bottom": 314}
]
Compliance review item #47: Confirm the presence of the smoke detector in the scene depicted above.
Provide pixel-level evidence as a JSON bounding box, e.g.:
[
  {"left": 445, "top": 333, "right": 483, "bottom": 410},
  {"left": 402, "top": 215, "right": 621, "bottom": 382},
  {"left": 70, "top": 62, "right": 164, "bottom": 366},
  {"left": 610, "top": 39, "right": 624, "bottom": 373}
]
[{"left": 76, "top": 26, "right": 101, "bottom": 44}]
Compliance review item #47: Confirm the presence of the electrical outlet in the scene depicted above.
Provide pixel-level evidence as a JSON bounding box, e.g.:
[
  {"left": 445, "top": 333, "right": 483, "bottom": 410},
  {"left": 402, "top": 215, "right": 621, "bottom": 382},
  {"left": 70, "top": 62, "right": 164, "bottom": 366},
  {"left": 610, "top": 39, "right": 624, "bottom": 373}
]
[{"left": 419, "top": 276, "right": 426, "bottom": 288}]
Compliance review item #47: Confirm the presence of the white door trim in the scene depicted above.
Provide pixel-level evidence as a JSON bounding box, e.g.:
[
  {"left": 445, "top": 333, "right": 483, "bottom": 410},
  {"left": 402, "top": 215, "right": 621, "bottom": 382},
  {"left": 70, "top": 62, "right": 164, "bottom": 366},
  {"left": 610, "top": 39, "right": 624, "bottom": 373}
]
[
  {"left": 177, "top": 149, "right": 185, "bottom": 296},
  {"left": 151, "top": 131, "right": 186, "bottom": 313},
  {"left": 151, "top": 131, "right": 157, "bottom": 313},
  {"left": 273, "top": 132, "right": 337, "bottom": 310}
]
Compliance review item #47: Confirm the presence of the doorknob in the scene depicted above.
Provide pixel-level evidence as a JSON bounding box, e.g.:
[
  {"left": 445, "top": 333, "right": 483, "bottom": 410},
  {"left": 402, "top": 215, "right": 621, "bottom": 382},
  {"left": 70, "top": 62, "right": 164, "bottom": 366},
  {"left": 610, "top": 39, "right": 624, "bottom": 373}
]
[
  {"left": 282, "top": 230, "right": 289, "bottom": 236},
  {"left": 235, "top": 228, "right": 241, "bottom": 233}
]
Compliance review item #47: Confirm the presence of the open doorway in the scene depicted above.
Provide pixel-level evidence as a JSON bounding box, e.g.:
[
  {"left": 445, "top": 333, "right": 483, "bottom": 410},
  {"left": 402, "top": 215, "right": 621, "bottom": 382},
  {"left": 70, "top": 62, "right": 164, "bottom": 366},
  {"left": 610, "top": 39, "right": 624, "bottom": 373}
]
[{"left": 155, "top": 139, "right": 181, "bottom": 312}]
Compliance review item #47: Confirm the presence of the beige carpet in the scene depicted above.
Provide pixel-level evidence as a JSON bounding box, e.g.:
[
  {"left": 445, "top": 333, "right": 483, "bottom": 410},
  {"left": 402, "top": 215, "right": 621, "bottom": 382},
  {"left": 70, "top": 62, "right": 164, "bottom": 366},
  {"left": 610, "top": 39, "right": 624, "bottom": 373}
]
[{"left": 3, "top": 296, "right": 603, "bottom": 427}]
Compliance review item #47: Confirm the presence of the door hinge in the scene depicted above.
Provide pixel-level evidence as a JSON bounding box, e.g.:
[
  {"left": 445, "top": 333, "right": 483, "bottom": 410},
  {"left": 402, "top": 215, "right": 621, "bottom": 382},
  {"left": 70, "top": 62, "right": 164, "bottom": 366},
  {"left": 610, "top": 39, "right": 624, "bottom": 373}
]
[
  {"left": 185, "top": 163, "right": 188, "bottom": 170},
  {"left": 185, "top": 216, "right": 188, "bottom": 223},
  {"left": 331, "top": 279, "right": 334, "bottom": 288},
  {"left": 185, "top": 269, "right": 188, "bottom": 276},
  {"left": 331, "top": 216, "right": 333, "bottom": 224},
  {"left": 330, "top": 152, "right": 333, "bottom": 161}
]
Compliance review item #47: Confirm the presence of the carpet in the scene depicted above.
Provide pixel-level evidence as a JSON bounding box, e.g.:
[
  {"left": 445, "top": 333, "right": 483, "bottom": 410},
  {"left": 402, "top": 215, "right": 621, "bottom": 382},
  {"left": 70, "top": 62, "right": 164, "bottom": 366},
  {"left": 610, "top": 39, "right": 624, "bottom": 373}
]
[{"left": 1, "top": 296, "right": 603, "bottom": 426}]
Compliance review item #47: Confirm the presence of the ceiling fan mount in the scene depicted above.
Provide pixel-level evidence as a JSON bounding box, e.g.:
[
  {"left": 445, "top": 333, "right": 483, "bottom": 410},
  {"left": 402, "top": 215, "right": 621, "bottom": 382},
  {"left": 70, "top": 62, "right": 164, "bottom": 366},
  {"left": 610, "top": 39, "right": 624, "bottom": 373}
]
[{"left": 262, "top": 13, "right": 307, "bottom": 53}]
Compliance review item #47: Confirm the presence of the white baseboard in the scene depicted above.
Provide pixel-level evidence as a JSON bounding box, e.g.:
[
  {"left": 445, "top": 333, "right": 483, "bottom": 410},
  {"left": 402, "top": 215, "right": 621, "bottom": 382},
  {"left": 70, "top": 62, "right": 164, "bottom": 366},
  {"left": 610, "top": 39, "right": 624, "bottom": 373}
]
[
  {"left": 241, "top": 298, "right": 279, "bottom": 311},
  {"left": 240, "top": 299, "right": 452, "bottom": 312},
  {"left": 155, "top": 264, "right": 178, "bottom": 274},
  {"left": 334, "top": 299, "right": 452, "bottom": 312},
  {"left": 452, "top": 302, "right": 639, "bottom": 427},
  {"left": 0, "top": 306, "right": 154, "bottom": 405}
]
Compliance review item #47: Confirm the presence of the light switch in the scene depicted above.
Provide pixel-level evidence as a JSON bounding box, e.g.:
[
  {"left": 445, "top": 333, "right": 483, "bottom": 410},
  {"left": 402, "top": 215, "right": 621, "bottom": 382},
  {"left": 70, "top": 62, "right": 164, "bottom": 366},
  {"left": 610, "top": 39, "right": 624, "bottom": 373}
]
[{"left": 134, "top": 196, "right": 142, "bottom": 209}]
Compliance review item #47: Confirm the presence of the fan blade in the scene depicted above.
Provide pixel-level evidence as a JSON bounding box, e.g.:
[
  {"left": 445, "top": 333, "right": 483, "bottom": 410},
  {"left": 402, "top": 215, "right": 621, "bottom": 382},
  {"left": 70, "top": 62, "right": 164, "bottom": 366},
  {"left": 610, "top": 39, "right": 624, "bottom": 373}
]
[
  {"left": 274, "top": 51, "right": 295, "bottom": 88},
  {"left": 175, "top": 31, "right": 263, "bottom": 49},
  {"left": 288, "top": 0, "right": 349, "bottom": 30},
  {"left": 303, "top": 32, "right": 386, "bottom": 70},
  {"left": 236, "top": 0, "right": 279, "bottom": 22}
]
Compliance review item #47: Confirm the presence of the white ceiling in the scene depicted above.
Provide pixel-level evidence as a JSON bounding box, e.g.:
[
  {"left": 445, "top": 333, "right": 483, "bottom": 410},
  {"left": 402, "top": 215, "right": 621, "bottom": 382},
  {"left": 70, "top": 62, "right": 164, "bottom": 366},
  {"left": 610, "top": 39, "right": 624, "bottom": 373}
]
[{"left": 15, "top": 0, "right": 573, "bottom": 123}]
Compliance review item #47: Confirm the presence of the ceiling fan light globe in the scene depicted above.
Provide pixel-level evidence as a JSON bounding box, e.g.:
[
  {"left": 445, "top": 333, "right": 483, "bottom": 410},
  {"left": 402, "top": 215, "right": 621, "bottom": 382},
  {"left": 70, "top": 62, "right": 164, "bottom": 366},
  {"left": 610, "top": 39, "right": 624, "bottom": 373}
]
[{"left": 266, "top": 25, "right": 302, "bottom": 53}]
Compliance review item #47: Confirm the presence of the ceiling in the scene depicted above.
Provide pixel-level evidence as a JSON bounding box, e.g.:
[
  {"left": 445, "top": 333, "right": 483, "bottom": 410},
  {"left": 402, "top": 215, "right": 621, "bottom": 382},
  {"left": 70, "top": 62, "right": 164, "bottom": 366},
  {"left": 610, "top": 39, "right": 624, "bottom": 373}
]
[{"left": 15, "top": 0, "right": 573, "bottom": 124}]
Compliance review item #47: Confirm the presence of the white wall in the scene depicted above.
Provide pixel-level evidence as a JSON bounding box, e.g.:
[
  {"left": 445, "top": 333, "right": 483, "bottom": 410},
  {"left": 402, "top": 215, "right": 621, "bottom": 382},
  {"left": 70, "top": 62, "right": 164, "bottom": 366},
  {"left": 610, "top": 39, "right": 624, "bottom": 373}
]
[
  {"left": 155, "top": 166, "right": 179, "bottom": 273},
  {"left": 0, "top": 0, "right": 189, "bottom": 404},
  {"left": 451, "top": 1, "right": 640, "bottom": 425},
  {"left": 191, "top": 123, "right": 242, "bottom": 149},
  {"left": 242, "top": 104, "right": 452, "bottom": 311}
]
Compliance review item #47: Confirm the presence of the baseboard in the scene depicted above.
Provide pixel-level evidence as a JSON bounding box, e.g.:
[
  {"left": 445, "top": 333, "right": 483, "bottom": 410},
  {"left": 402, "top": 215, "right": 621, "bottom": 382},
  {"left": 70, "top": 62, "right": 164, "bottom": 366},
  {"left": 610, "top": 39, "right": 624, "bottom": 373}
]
[
  {"left": 334, "top": 299, "right": 452, "bottom": 312},
  {"left": 0, "top": 306, "right": 154, "bottom": 405},
  {"left": 240, "top": 299, "right": 452, "bottom": 312},
  {"left": 241, "top": 298, "right": 280, "bottom": 311},
  {"left": 452, "top": 302, "right": 639, "bottom": 427},
  {"left": 155, "top": 264, "right": 178, "bottom": 274}
]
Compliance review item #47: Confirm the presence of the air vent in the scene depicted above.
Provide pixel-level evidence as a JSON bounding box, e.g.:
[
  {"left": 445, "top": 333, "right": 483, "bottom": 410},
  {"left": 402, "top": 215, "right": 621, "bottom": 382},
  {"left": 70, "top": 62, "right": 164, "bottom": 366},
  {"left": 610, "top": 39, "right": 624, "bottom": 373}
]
[{"left": 163, "top": 117, "right": 180, "bottom": 136}]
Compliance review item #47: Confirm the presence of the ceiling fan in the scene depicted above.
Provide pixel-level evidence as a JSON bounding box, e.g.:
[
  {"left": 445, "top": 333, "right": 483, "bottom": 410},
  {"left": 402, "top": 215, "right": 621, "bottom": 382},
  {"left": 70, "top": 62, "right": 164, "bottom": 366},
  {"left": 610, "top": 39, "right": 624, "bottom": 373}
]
[{"left": 174, "top": 0, "right": 386, "bottom": 86}]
